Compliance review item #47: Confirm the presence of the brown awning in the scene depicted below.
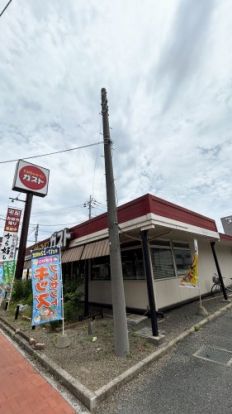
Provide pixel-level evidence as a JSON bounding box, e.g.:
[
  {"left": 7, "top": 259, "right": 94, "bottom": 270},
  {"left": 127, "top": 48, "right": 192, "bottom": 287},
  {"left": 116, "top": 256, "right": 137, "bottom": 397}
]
[
  {"left": 81, "top": 239, "right": 109, "bottom": 260},
  {"left": 62, "top": 245, "right": 84, "bottom": 263}
]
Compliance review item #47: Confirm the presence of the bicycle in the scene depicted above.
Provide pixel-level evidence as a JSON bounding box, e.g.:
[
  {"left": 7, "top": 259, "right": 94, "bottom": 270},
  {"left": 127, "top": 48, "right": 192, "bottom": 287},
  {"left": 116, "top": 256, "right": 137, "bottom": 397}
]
[{"left": 211, "top": 273, "right": 232, "bottom": 295}]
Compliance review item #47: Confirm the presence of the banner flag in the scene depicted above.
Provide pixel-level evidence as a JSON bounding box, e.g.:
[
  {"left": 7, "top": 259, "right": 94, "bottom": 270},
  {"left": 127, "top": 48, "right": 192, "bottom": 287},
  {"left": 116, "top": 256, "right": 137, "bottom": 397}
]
[
  {"left": 0, "top": 260, "right": 16, "bottom": 299},
  {"left": 3, "top": 261, "right": 16, "bottom": 285},
  {"left": 180, "top": 239, "right": 199, "bottom": 288},
  {"left": 4, "top": 208, "right": 21, "bottom": 233},
  {"left": 0, "top": 207, "right": 21, "bottom": 262},
  {"left": 31, "top": 246, "right": 63, "bottom": 326}
]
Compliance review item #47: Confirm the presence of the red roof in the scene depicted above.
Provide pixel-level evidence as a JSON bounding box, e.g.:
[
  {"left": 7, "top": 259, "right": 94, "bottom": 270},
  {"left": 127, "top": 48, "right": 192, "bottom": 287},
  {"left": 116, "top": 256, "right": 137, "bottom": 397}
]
[
  {"left": 69, "top": 193, "right": 218, "bottom": 239},
  {"left": 27, "top": 193, "right": 218, "bottom": 252},
  {"left": 219, "top": 232, "right": 232, "bottom": 242}
]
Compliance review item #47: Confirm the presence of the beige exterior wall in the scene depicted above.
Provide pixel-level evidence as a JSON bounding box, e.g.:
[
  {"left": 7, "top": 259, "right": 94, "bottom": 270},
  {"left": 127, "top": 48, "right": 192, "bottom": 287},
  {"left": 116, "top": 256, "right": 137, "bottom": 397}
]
[
  {"left": 214, "top": 243, "right": 232, "bottom": 287},
  {"left": 89, "top": 280, "right": 148, "bottom": 309},
  {"left": 88, "top": 239, "right": 232, "bottom": 311}
]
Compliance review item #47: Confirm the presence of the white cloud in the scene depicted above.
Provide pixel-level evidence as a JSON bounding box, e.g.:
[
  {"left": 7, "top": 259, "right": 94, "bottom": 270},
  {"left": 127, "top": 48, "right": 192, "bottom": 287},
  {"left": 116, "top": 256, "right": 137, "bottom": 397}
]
[{"left": 0, "top": 0, "right": 231, "bottom": 240}]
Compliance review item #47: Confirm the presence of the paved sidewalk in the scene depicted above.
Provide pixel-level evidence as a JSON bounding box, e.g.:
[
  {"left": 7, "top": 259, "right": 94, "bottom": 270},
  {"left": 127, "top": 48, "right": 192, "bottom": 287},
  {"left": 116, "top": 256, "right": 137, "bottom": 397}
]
[{"left": 0, "top": 331, "right": 76, "bottom": 414}]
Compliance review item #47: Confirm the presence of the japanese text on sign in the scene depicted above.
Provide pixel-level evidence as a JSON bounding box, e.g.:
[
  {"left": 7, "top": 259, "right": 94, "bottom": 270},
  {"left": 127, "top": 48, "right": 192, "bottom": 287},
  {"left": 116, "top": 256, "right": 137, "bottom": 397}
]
[
  {"left": 31, "top": 247, "right": 63, "bottom": 326},
  {"left": 4, "top": 208, "right": 22, "bottom": 233}
]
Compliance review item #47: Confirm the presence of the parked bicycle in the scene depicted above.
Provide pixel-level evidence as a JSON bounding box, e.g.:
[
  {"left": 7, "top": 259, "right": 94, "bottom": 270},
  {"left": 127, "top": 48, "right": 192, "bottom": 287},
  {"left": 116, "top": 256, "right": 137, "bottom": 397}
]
[{"left": 211, "top": 273, "right": 232, "bottom": 295}]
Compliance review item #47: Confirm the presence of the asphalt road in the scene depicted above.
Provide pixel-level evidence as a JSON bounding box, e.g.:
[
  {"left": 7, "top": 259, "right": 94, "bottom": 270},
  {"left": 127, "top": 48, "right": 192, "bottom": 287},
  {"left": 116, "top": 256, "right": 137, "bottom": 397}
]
[{"left": 96, "top": 309, "right": 232, "bottom": 414}]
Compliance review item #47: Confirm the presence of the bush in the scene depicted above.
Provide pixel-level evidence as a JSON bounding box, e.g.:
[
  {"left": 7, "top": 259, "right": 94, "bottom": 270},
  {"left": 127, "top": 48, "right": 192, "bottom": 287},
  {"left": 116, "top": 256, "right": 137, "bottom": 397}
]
[
  {"left": 64, "top": 287, "right": 83, "bottom": 321},
  {"left": 12, "top": 279, "right": 32, "bottom": 302}
]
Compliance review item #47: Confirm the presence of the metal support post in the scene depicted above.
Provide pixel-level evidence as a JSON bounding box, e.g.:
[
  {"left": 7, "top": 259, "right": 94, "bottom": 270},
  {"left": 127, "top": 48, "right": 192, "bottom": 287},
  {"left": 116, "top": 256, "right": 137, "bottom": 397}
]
[
  {"left": 84, "top": 260, "right": 90, "bottom": 317},
  {"left": 210, "top": 241, "right": 228, "bottom": 300},
  {"left": 141, "top": 230, "right": 159, "bottom": 336}
]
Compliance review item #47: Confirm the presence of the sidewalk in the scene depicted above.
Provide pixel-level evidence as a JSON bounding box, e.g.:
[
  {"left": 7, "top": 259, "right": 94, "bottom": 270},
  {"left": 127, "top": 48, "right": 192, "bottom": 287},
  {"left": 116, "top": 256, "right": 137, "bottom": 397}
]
[{"left": 0, "top": 331, "right": 76, "bottom": 414}]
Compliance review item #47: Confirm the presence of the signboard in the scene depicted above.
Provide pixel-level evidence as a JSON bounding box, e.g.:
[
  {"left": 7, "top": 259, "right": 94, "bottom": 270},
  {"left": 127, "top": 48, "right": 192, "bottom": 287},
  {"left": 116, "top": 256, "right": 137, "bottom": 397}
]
[
  {"left": 50, "top": 228, "right": 71, "bottom": 249},
  {"left": 0, "top": 207, "right": 21, "bottom": 261},
  {"left": 4, "top": 208, "right": 21, "bottom": 233},
  {"left": 0, "top": 232, "right": 18, "bottom": 261},
  {"left": 180, "top": 239, "right": 199, "bottom": 288},
  {"left": 31, "top": 247, "right": 63, "bottom": 326},
  {"left": 221, "top": 216, "right": 232, "bottom": 236},
  {"left": 12, "top": 160, "right": 50, "bottom": 197}
]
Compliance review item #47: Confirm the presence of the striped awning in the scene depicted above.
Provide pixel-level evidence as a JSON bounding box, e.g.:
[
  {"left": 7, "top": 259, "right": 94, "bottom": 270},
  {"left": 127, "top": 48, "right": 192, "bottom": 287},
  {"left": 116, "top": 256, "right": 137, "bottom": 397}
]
[
  {"left": 81, "top": 239, "right": 109, "bottom": 260},
  {"left": 62, "top": 245, "right": 84, "bottom": 263}
]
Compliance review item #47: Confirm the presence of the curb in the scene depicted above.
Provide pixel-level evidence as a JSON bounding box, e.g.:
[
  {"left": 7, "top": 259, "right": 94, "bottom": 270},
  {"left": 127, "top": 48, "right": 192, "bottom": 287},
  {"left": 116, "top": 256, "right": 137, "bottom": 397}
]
[{"left": 0, "top": 301, "right": 232, "bottom": 412}]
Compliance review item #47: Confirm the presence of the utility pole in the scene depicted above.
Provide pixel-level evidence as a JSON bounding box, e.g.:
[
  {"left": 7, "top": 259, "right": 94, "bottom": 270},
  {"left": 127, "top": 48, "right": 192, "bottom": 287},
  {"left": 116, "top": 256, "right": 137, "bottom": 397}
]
[
  {"left": 15, "top": 192, "right": 33, "bottom": 280},
  {"left": 35, "top": 224, "right": 39, "bottom": 243},
  {"left": 83, "top": 195, "right": 97, "bottom": 219},
  {"left": 101, "top": 87, "right": 129, "bottom": 357}
]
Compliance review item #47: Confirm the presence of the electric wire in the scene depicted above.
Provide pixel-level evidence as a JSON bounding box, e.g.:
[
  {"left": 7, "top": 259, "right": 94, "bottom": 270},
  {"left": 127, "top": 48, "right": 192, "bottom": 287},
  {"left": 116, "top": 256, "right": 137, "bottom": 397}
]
[
  {"left": 0, "top": 141, "right": 103, "bottom": 164},
  {"left": 0, "top": 0, "right": 13, "bottom": 18}
]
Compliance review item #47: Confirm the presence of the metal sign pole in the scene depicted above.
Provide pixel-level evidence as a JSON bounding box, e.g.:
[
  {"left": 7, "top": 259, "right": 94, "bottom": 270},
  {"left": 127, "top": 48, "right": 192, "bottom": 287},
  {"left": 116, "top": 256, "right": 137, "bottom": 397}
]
[
  {"left": 15, "top": 192, "right": 33, "bottom": 280},
  {"left": 60, "top": 250, "right": 65, "bottom": 336}
]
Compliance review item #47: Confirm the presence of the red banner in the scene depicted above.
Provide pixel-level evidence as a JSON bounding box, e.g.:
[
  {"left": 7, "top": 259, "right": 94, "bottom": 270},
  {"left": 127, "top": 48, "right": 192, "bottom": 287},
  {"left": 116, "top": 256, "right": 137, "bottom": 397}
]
[{"left": 4, "top": 208, "right": 22, "bottom": 233}]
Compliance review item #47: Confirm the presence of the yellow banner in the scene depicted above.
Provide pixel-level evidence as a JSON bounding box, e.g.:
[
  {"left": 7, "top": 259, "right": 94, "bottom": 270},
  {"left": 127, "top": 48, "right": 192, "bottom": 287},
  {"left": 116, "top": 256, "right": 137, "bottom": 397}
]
[{"left": 180, "top": 240, "right": 199, "bottom": 288}]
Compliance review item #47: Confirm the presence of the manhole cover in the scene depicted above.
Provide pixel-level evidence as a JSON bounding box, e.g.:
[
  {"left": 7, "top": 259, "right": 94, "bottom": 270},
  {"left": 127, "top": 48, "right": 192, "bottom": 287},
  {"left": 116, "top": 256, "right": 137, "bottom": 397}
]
[{"left": 194, "top": 345, "right": 232, "bottom": 366}]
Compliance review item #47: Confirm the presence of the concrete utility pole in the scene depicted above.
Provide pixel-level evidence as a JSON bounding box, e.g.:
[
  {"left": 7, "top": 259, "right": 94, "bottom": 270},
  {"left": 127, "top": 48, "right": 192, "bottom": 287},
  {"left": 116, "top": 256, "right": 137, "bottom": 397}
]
[
  {"left": 83, "top": 195, "right": 97, "bottom": 219},
  {"left": 101, "top": 87, "right": 129, "bottom": 357},
  {"left": 34, "top": 224, "right": 39, "bottom": 243}
]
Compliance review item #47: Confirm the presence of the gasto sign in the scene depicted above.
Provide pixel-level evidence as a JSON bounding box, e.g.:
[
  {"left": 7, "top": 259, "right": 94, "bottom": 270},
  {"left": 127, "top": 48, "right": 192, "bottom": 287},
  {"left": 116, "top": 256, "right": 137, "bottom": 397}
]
[{"left": 12, "top": 160, "right": 50, "bottom": 197}]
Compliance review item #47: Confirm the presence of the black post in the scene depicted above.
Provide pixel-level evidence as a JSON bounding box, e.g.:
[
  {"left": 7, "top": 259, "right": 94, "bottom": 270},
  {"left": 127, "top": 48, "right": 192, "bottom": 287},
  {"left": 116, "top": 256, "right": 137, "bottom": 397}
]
[
  {"left": 141, "top": 230, "right": 159, "bottom": 336},
  {"left": 84, "top": 260, "right": 90, "bottom": 317},
  {"left": 210, "top": 241, "right": 228, "bottom": 300},
  {"left": 15, "top": 192, "right": 33, "bottom": 280},
  {"left": 15, "top": 304, "right": 20, "bottom": 320}
]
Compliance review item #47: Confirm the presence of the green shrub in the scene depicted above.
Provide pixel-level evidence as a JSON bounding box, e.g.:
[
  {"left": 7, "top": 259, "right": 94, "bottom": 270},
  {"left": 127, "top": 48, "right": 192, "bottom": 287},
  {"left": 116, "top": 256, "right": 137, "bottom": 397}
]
[
  {"left": 12, "top": 279, "right": 32, "bottom": 303},
  {"left": 64, "top": 287, "right": 83, "bottom": 321}
]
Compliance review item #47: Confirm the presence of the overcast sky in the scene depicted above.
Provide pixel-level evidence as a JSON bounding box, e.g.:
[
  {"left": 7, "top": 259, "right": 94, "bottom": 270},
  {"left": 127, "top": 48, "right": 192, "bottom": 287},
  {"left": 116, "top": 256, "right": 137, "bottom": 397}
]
[{"left": 0, "top": 0, "right": 231, "bottom": 242}]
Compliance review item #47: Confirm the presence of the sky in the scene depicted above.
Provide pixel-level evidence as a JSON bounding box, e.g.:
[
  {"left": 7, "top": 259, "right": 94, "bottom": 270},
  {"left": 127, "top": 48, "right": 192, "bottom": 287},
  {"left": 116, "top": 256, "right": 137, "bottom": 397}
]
[{"left": 0, "top": 0, "right": 231, "bottom": 242}]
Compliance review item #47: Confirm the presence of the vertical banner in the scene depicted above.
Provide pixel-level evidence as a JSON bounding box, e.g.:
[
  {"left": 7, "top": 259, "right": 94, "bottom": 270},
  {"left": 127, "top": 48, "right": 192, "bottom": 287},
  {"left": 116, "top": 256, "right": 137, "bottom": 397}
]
[
  {"left": 31, "top": 246, "right": 63, "bottom": 326},
  {"left": 0, "top": 207, "right": 21, "bottom": 300},
  {"left": 0, "top": 264, "right": 4, "bottom": 299},
  {"left": 4, "top": 207, "right": 22, "bottom": 233},
  {"left": 180, "top": 239, "right": 199, "bottom": 288},
  {"left": 3, "top": 261, "right": 16, "bottom": 285},
  {"left": 0, "top": 207, "right": 21, "bottom": 261}
]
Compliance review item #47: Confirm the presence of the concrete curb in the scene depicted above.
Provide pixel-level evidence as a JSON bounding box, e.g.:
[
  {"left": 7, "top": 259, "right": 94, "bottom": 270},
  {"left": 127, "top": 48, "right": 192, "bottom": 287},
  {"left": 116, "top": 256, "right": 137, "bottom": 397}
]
[{"left": 0, "top": 301, "right": 231, "bottom": 412}]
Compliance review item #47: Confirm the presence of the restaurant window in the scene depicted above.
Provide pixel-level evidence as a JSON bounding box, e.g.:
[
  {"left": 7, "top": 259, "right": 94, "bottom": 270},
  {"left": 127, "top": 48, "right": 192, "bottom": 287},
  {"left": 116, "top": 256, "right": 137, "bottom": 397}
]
[
  {"left": 121, "top": 248, "right": 145, "bottom": 280},
  {"left": 173, "top": 242, "right": 192, "bottom": 276},
  {"left": 150, "top": 241, "right": 176, "bottom": 280},
  {"left": 91, "top": 256, "right": 110, "bottom": 280}
]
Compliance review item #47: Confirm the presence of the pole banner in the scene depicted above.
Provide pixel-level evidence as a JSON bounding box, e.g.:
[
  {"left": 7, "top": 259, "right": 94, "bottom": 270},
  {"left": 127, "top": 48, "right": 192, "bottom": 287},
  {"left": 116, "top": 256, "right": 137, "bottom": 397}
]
[
  {"left": 0, "top": 260, "right": 16, "bottom": 299},
  {"left": 4, "top": 208, "right": 22, "bottom": 233},
  {"left": 180, "top": 239, "right": 199, "bottom": 288},
  {"left": 3, "top": 261, "right": 16, "bottom": 285},
  {"left": 31, "top": 246, "right": 63, "bottom": 326},
  {"left": 0, "top": 207, "right": 21, "bottom": 262}
]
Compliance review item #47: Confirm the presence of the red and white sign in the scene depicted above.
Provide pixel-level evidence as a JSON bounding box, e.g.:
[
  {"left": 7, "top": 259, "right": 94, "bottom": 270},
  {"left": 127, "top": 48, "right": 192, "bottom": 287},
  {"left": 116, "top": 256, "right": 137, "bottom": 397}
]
[
  {"left": 4, "top": 208, "right": 22, "bottom": 233},
  {"left": 12, "top": 160, "right": 49, "bottom": 197}
]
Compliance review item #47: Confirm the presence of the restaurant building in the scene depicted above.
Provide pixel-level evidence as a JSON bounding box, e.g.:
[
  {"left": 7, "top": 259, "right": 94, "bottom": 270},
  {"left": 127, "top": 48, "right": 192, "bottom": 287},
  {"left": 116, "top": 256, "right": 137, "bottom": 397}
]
[{"left": 25, "top": 193, "right": 232, "bottom": 313}]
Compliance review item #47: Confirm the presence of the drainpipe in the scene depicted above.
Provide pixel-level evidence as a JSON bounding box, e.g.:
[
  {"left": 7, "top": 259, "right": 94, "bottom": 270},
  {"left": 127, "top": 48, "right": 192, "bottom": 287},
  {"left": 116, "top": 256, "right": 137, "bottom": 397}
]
[
  {"left": 141, "top": 229, "right": 159, "bottom": 336},
  {"left": 210, "top": 241, "right": 228, "bottom": 300}
]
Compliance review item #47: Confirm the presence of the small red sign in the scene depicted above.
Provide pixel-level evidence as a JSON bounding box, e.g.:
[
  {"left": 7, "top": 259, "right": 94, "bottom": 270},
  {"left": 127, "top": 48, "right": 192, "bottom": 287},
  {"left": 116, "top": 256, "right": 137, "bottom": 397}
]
[
  {"left": 4, "top": 208, "right": 22, "bottom": 233},
  {"left": 19, "top": 166, "right": 47, "bottom": 191}
]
